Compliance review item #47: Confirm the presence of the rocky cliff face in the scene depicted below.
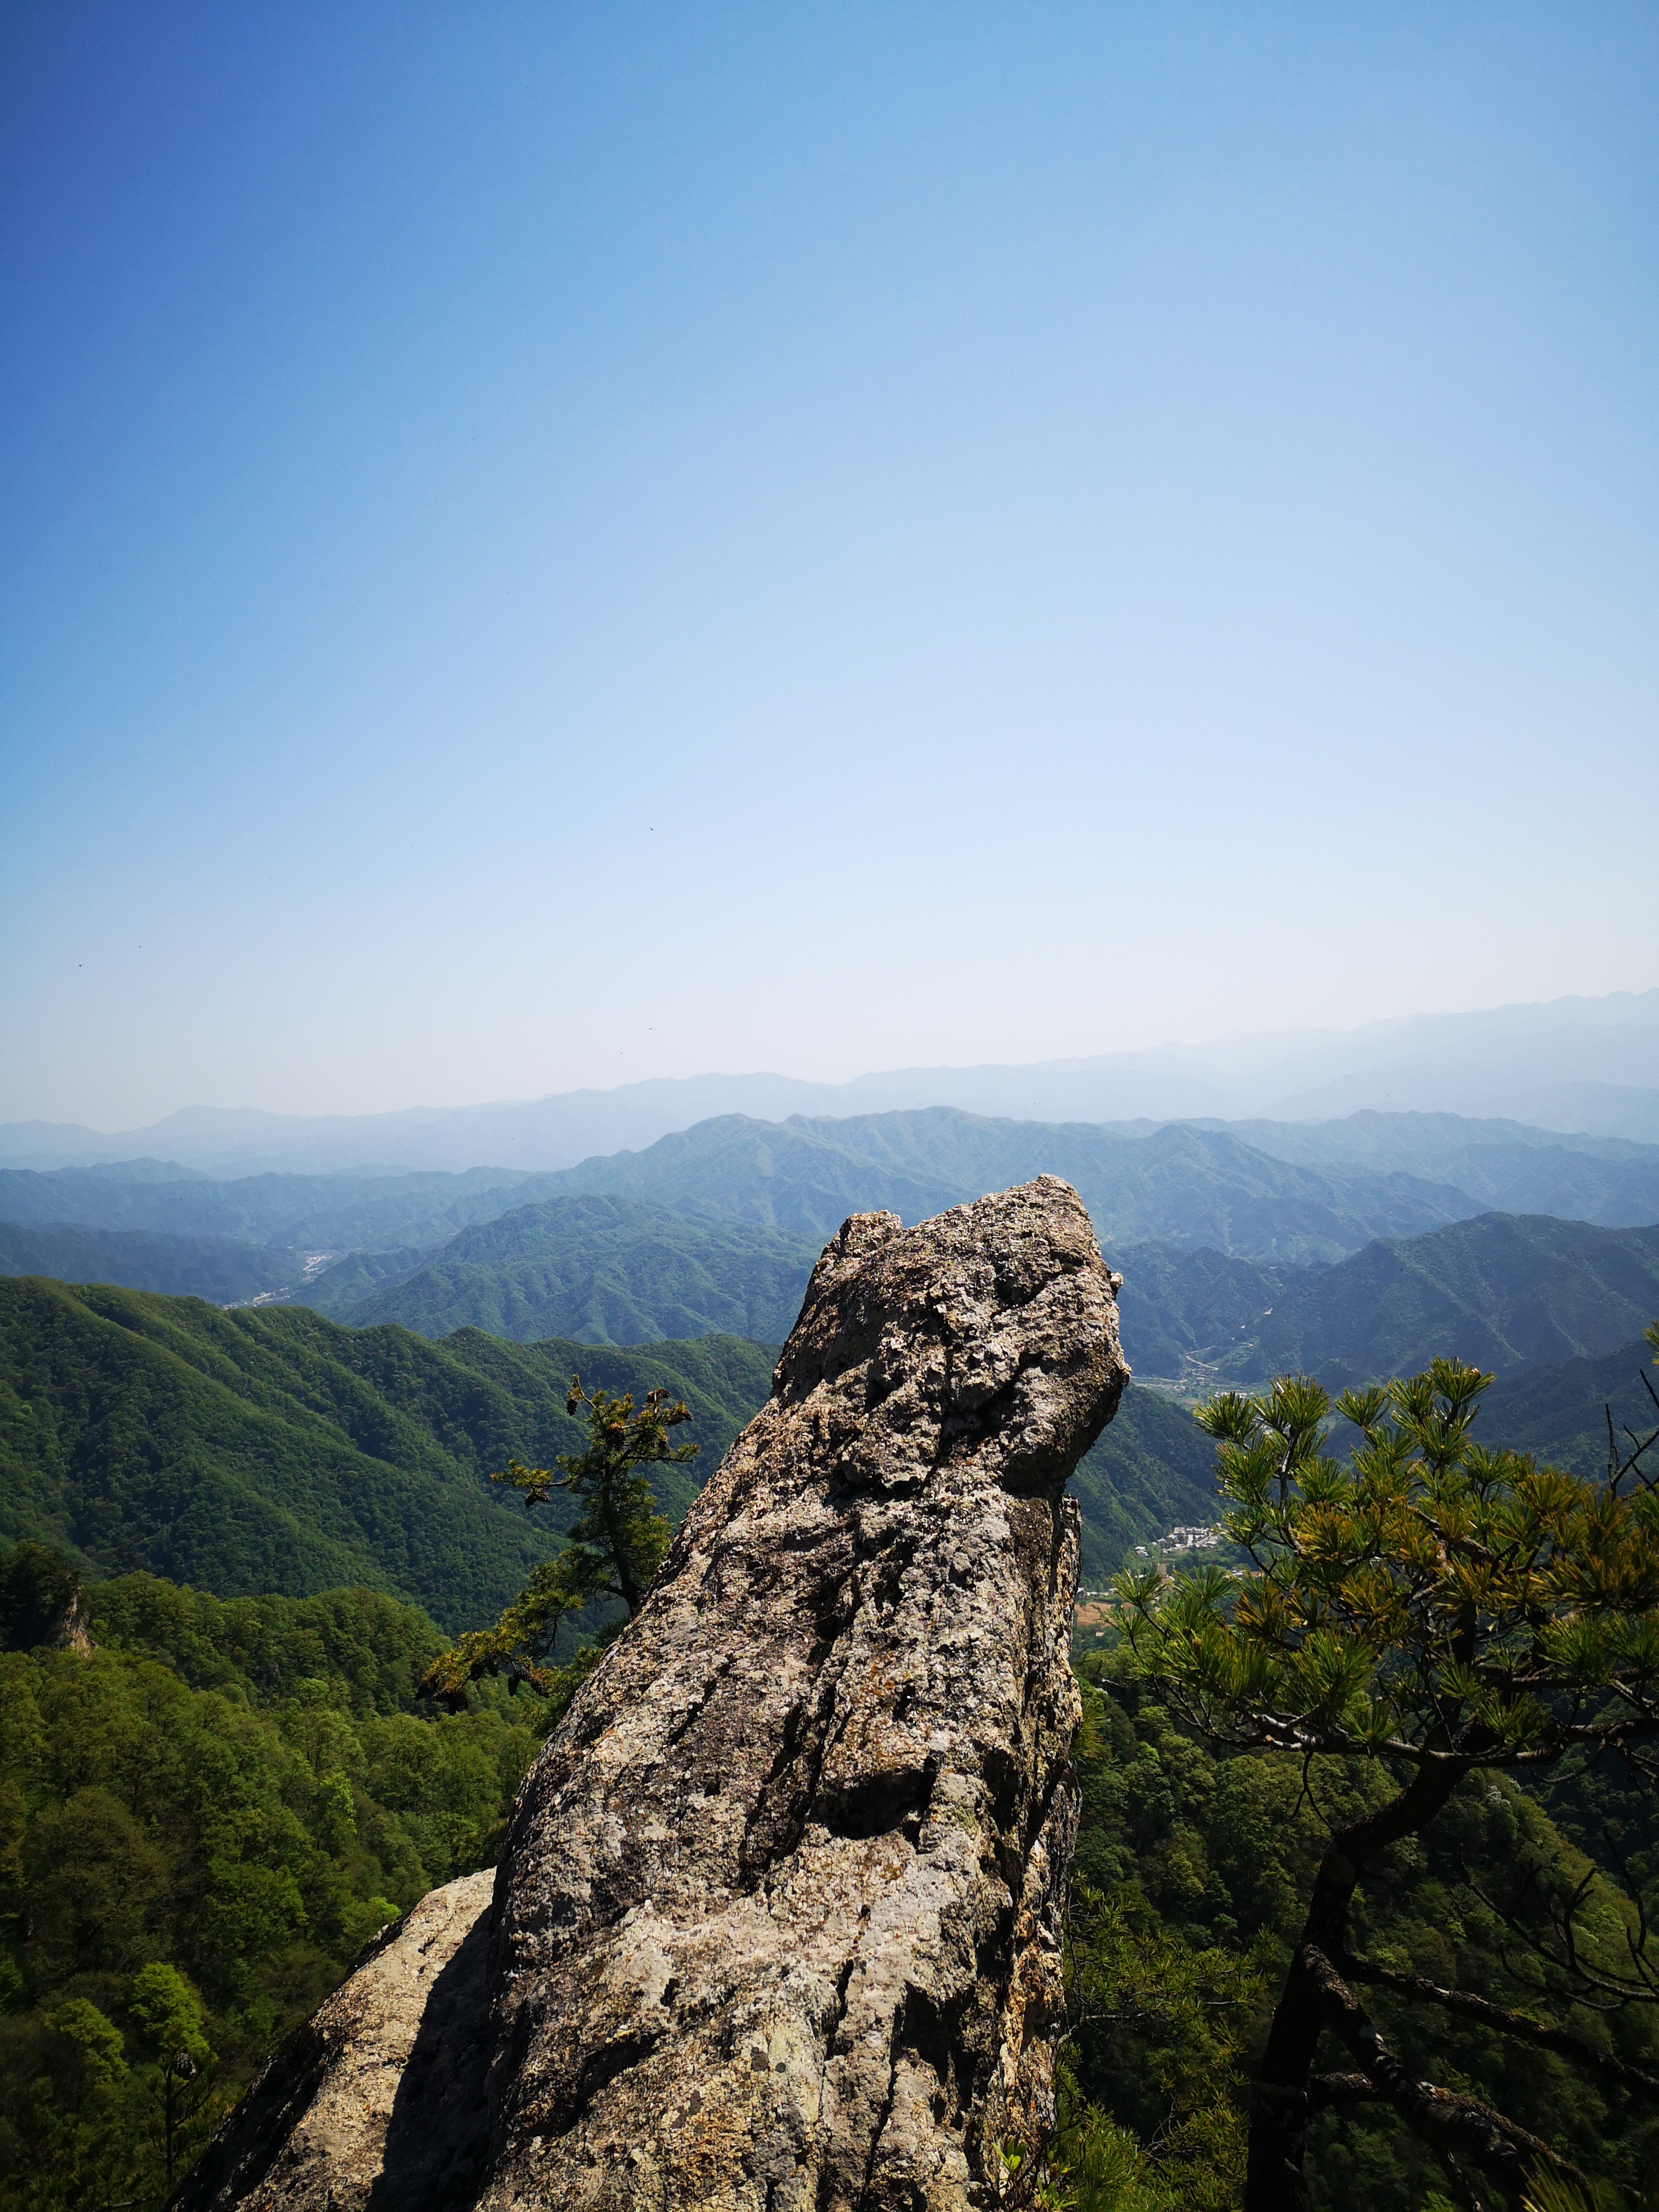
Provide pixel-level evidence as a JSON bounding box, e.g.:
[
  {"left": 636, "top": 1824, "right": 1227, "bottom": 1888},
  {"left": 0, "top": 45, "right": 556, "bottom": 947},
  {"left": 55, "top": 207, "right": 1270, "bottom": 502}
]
[{"left": 180, "top": 1177, "right": 1127, "bottom": 2212}]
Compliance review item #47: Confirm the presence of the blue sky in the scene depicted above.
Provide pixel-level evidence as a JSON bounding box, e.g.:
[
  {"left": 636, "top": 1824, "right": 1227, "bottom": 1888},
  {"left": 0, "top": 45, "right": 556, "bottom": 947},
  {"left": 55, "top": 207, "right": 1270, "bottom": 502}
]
[{"left": 2, "top": 2, "right": 1655, "bottom": 1125}]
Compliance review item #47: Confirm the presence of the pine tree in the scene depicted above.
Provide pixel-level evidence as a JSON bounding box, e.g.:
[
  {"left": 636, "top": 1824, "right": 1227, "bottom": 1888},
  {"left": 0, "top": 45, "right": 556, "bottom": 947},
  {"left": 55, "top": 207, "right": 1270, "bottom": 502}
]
[
  {"left": 1119, "top": 1327, "right": 1659, "bottom": 2211},
  {"left": 419, "top": 1377, "right": 695, "bottom": 1710}
]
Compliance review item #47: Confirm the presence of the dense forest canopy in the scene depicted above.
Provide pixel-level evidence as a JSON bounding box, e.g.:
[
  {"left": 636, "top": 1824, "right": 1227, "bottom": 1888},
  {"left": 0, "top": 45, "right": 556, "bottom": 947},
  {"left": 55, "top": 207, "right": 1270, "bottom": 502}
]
[{"left": 0, "top": 1550, "right": 542, "bottom": 2210}]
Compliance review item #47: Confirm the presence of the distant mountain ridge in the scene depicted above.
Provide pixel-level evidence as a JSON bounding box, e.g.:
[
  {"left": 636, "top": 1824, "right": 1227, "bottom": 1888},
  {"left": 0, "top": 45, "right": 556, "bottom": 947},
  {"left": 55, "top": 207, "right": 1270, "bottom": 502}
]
[
  {"left": 312, "top": 1195, "right": 822, "bottom": 1347},
  {"left": 1219, "top": 1111, "right": 1659, "bottom": 1224},
  {"left": 6, "top": 987, "right": 1658, "bottom": 1171},
  {"left": 0, "top": 1223, "right": 303, "bottom": 1303},
  {"left": 525, "top": 1110, "right": 1475, "bottom": 1264},
  {"left": 4, "top": 1108, "right": 1658, "bottom": 1320},
  {"left": 1117, "top": 1214, "right": 1659, "bottom": 1393}
]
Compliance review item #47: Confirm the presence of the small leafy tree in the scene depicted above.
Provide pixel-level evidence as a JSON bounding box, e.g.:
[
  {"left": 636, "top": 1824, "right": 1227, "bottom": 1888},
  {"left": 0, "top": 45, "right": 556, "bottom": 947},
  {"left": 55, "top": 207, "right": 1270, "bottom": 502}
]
[
  {"left": 30, "top": 1996, "right": 140, "bottom": 2210},
  {"left": 1118, "top": 1327, "right": 1659, "bottom": 2212},
  {"left": 419, "top": 1378, "right": 694, "bottom": 1711},
  {"left": 128, "top": 1962, "right": 215, "bottom": 2191}
]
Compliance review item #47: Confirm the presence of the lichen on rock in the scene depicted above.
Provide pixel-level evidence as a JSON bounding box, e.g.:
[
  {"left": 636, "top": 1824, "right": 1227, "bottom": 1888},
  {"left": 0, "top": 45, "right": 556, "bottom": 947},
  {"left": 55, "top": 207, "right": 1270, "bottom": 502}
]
[{"left": 179, "top": 1176, "right": 1128, "bottom": 2212}]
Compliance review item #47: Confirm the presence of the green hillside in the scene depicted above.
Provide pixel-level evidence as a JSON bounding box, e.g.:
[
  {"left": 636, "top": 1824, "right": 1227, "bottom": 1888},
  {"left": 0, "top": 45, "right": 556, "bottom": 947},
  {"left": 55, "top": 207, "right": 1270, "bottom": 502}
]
[
  {"left": 0, "top": 1549, "right": 542, "bottom": 2209},
  {"left": 1483, "top": 1330, "right": 1659, "bottom": 1477},
  {"left": 0, "top": 1268, "right": 1221, "bottom": 1623},
  {"left": 531, "top": 1109, "right": 1471, "bottom": 1262},
  {"left": 0, "top": 1278, "right": 774, "bottom": 1632},
  {"left": 0, "top": 1223, "right": 299, "bottom": 1303},
  {"left": 1226, "top": 1108, "right": 1659, "bottom": 1225},
  {"left": 314, "top": 1194, "right": 821, "bottom": 1346},
  {"left": 1113, "top": 1213, "right": 1659, "bottom": 1391},
  {"left": 1070, "top": 1386, "right": 1217, "bottom": 1582},
  {"left": 1238, "top": 1214, "right": 1659, "bottom": 1387},
  {"left": 1112, "top": 1242, "right": 1302, "bottom": 1380}
]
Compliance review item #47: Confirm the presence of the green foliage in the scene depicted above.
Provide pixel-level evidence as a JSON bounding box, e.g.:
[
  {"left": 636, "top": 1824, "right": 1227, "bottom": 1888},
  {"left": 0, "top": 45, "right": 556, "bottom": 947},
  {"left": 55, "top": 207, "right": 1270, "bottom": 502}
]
[
  {"left": 1063, "top": 1643, "right": 1659, "bottom": 2211},
  {"left": 0, "top": 1276, "right": 773, "bottom": 1628},
  {"left": 85, "top": 1574, "right": 447, "bottom": 1713},
  {"left": 127, "top": 1964, "right": 215, "bottom": 2190},
  {"left": 1062, "top": 1878, "right": 1263, "bottom": 2210},
  {"left": 0, "top": 1558, "right": 539, "bottom": 2212},
  {"left": 420, "top": 1377, "right": 693, "bottom": 1707},
  {"left": 1116, "top": 1214, "right": 1659, "bottom": 1395},
  {"left": 1111, "top": 1341, "right": 1659, "bottom": 2206},
  {"left": 1070, "top": 1387, "right": 1220, "bottom": 1586},
  {"left": 1120, "top": 1359, "right": 1659, "bottom": 1774}
]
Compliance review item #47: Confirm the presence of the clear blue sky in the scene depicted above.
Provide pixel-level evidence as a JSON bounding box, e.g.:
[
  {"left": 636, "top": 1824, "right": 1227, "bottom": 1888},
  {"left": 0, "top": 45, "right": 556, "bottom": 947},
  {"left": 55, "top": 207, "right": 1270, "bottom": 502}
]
[{"left": 3, "top": 2, "right": 1655, "bottom": 1126}]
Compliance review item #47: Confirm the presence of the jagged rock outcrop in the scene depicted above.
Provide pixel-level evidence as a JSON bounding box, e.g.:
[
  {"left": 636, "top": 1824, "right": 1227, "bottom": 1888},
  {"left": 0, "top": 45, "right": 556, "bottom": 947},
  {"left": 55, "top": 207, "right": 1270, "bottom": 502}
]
[{"left": 179, "top": 1177, "right": 1128, "bottom": 2212}]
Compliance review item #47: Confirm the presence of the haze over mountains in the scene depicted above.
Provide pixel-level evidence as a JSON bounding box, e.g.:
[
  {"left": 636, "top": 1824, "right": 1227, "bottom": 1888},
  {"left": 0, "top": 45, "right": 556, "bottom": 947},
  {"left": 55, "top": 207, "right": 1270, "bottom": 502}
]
[
  {"left": 1120, "top": 1216, "right": 1659, "bottom": 1391},
  {"left": 6, "top": 1103, "right": 1659, "bottom": 1276},
  {"left": 3, "top": 989, "right": 1657, "bottom": 1621},
  {"left": 7, "top": 987, "right": 1659, "bottom": 1172}
]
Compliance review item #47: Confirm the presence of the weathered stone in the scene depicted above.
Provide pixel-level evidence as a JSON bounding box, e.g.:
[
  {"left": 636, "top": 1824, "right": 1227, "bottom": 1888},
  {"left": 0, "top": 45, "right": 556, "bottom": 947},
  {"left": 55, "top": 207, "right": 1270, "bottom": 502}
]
[
  {"left": 180, "top": 1177, "right": 1127, "bottom": 2212},
  {"left": 176, "top": 1869, "right": 494, "bottom": 2211}
]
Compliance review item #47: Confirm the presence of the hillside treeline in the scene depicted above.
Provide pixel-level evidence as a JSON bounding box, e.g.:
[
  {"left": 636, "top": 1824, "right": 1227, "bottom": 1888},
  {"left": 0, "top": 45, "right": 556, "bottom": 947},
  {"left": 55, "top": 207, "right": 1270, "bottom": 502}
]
[
  {"left": 0, "top": 1555, "right": 540, "bottom": 2210},
  {"left": 9, "top": 1537, "right": 1659, "bottom": 2211}
]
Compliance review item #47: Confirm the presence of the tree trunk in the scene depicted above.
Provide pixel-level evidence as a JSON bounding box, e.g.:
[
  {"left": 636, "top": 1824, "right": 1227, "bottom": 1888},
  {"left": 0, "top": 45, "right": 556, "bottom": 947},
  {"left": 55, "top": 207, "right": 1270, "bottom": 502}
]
[{"left": 1244, "top": 1757, "right": 1462, "bottom": 2211}]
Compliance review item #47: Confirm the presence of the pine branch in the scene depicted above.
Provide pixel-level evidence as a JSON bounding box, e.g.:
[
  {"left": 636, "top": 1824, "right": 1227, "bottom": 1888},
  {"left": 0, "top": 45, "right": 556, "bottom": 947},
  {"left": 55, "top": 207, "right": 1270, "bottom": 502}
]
[
  {"left": 1342, "top": 1953, "right": 1659, "bottom": 2094},
  {"left": 1300, "top": 1946, "right": 1592, "bottom": 2194}
]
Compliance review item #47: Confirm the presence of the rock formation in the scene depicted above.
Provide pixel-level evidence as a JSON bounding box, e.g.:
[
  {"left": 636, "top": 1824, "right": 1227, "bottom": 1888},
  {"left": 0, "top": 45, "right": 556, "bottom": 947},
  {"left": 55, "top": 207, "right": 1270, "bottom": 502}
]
[{"left": 178, "top": 1177, "right": 1128, "bottom": 2212}]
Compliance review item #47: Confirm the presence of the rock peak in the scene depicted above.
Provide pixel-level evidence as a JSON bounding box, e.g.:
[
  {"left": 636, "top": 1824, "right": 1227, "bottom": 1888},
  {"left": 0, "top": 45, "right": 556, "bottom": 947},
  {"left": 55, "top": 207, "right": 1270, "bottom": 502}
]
[{"left": 181, "top": 1177, "right": 1128, "bottom": 2212}]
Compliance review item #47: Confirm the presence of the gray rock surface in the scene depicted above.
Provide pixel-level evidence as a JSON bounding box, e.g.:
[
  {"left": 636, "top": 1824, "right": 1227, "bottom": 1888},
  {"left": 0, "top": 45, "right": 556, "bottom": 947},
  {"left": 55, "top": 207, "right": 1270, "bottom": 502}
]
[
  {"left": 175, "top": 1869, "right": 494, "bottom": 2212},
  {"left": 180, "top": 1177, "right": 1127, "bottom": 2211}
]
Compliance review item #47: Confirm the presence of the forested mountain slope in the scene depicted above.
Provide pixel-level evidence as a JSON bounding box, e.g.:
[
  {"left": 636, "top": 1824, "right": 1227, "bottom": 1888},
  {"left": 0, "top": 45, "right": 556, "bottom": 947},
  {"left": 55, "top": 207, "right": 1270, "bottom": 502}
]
[
  {"left": 7, "top": 1110, "right": 1657, "bottom": 1317},
  {"left": 0, "top": 1280, "right": 772, "bottom": 1629},
  {"left": 309, "top": 1194, "right": 821, "bottom": 1346},
  {"left": 0, "top": 1553, "right": 544, "bottom": 2209},
  {"left": 1243, "top": 1214, "right": 1659, "bottom": 1385},
  {"left": 533, "top": 1109, "right": 1472, "bottom": 1262},
  {"left": 0, "top": 1223, "right": 300, "bottom": 1303},
  {"left": 1111, "top": 1243, "right": 1309, "bottom": 1381},
  {"left": 1483, "top": 1330, "right": 1659, "bottom": 1477},
  {"left": 1113, "top": 1214, "right": 1659, "bottom": 1390},
  {"left": 0, "top": 1163, "right": 542, "bottom": 1251},
  {"left": 0, "top": 1274, "right": 1214, "bottom": 1613},
  {"left": 1223, "top": 1108, "right": 1659, "bottom": 1224}
]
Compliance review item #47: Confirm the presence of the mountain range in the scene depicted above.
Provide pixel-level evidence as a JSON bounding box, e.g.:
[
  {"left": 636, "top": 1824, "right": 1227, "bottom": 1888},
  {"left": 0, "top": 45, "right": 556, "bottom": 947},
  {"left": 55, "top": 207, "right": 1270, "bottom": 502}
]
[
  {"left": 6, "top": 1108, "right": 1659, "bottom": 1304},
  {"left": 0, "top": 1278, "right": 1218, "bottom": 1616},
  {"left": 1120, "top": 1214, "right": 1659, "bottom": 1393},
  {"left": 1, "top": 1090, "right": 1656, "bottom": 1626},
  {"left": 5, "top": 987, "right": 1658, "bottom": 1172},
  {"left": 315, "top": 1195, "right": 821, "bottom": 1347},
  {"left": 0, "top": 1278, "right": 772, "bottom": 1631}
]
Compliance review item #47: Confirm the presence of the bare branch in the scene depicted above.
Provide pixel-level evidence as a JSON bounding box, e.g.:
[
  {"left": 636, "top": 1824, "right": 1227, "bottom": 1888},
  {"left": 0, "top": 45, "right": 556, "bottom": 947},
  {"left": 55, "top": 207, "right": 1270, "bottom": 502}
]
[{"left": 1306, "top": 2071, "right": 1383, "bottom": 2105}]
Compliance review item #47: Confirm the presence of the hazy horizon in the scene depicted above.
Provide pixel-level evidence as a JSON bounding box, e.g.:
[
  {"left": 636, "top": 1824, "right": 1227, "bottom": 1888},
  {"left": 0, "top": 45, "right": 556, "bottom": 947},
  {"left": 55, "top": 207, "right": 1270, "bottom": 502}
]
[
  {"left": 4, "top": 4, "right": 1655, "bottom": 1127},
  {"left": 6, "top": 984, "right": 1659, "bottom": 1172}
]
